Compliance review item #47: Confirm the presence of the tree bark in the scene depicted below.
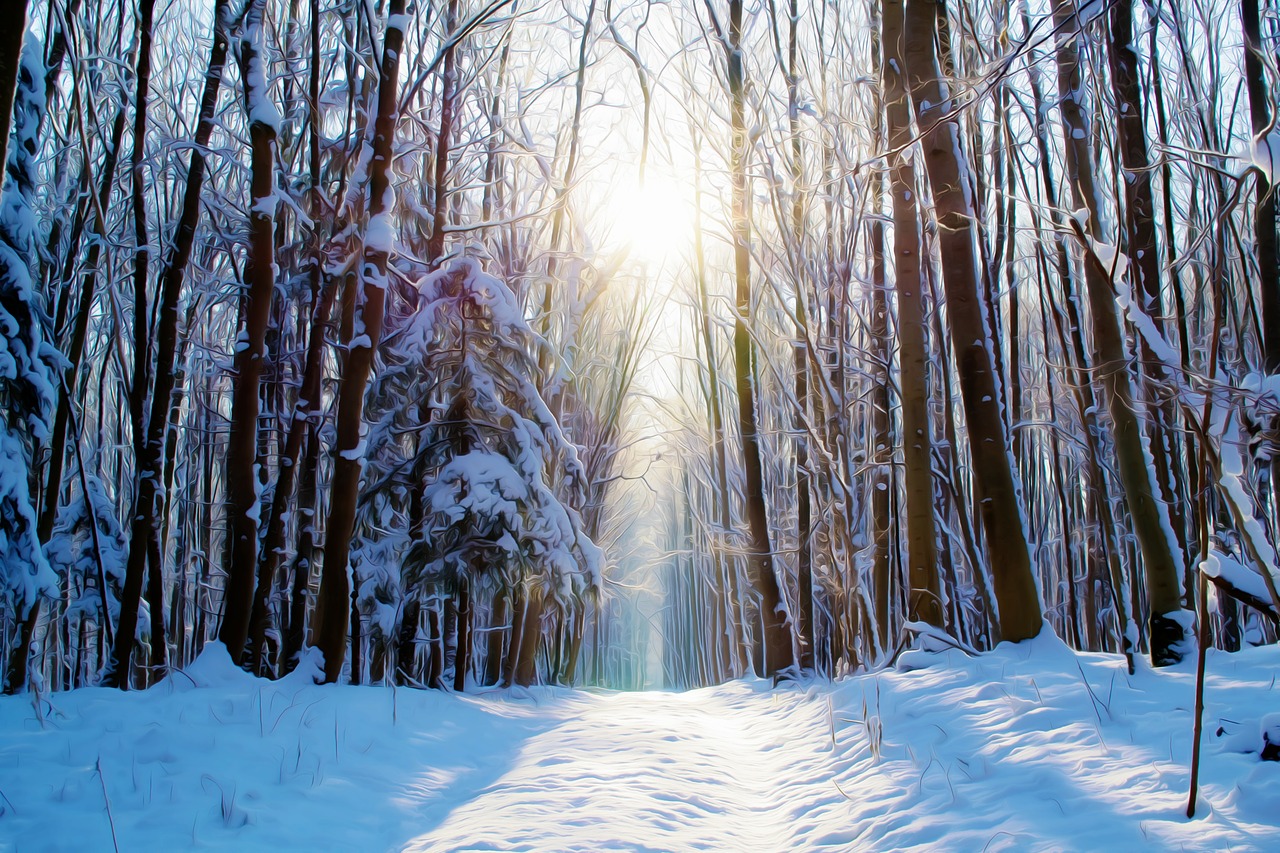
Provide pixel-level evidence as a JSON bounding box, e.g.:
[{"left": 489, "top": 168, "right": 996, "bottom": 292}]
[
  {"left": 453, "top": 580, "right": 471, "bottom": 691},
  {"left": 884, "top": 0, "right": 942, "bottom": 631},
  {"left": 1242, "top": 0, "right": 1280, "bottom": 373},
  {"left": 904, "top": 0, "right": 1042, "bottom": 642},
  {"left": 725, "top": 0, "right": 796, "bottom": 677},
  {"left": 868, "top": 3, "right": 895, "bottom": 659},
  {"left": 103, "top": 0, "right": 170, "bottom": 687},
  {"left": 427, "top": 0, "right": 459, "bottom": 265},
  {"left": 220, "top": 1, "right": 280, "bottom": 664},
  {"left": 1052, "top": 0, "right": 1186, "bottom": 665},
  {"left": 314, "top": 0, "right": 409, "bottom": 683}
]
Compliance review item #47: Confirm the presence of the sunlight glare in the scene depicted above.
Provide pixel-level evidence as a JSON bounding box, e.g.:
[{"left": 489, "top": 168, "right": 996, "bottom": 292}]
[{"left": 601, "top": 175, "right": 695, "bottom": 267}]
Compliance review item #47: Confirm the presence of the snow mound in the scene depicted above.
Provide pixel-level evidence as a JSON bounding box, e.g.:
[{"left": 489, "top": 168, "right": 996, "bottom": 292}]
[{"left": 171, "top": 641, "right": 259, "bottom": 690}]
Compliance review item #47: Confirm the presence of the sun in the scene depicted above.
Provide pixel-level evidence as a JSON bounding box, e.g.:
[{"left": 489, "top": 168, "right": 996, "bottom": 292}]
[{"left": 599, "top": 173, "right": 696, "bottom": 268}]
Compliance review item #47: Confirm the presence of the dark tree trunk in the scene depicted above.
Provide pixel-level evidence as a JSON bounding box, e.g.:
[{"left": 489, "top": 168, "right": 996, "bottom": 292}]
[
  {"left": 453, "top": 581, "right": 471, "bottom": 691},
  {"left": 485, "top": 592, "right": 508, "bottom": 686},
  {"left": 904, "top": 0, "right": 1041, "bottom": 642},
  {"left": 220, "top": 2, "right": 280, "bottom": 665},
  {"left": 725, "top": 0, "right": 796, "bottom": 677},
  {"left": 314, "top": 0, "right": 409, "bottom": 683},
  {"left": 426, "top": 0, "right": 459, "bottom": 265},
  {"left": 884, "top": 0, "right": 942, "bottom": 632},
  {"left": 0, "top": 0, "right": 28, "bottom": 178}
]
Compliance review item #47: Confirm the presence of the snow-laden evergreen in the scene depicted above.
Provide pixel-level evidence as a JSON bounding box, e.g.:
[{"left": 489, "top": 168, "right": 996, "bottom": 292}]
[
  {"left": 356, "top": 257, "right": 602, "bottom": 668},
  {"left": 0, "top": 42, "right": 57, "bottom": 635}
]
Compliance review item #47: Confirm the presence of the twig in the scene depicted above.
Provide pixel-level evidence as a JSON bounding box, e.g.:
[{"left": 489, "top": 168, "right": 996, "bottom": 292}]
[
  {"left": 1187, "top": 570, "right": 1210, "bottom": 818},
  {"left": 96, "top": 757, "right": 121, "bottom": 853}
]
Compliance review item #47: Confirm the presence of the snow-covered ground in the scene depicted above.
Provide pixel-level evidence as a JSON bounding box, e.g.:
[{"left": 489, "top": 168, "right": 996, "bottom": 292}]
[{"left": 2, "top": 634, "right": 1279, "bottom": 851}]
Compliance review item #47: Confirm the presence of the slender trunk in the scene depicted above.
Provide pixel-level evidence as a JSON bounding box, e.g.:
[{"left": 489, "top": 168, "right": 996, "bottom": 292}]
[
  {"left": 315, "top": 1, "right": 409, "bottom": 682},
  {"left": 246, "top": 282, "right": 335, "bottom": 672},
  {"left": 692, "top": 128, "right": 747, "bottom": 674},
  {"left": 282, "top": 421, "right": 321, "bottom": 673},
  {"left": 453, "top": 580, "right": 471, "bottom": 691},
  {"left": 1108, "top": 0, "right": 1188, "bottom": 590},
  {"left": 220, "top": 2, "right": 280, "bottom": 664},
  {"left": 904, "top": 0, "right": 1041, "bottom": 641},
  {"left": 785, "top": 0, "right": 815, "bottom": 672},
  {"left": 884, "top": 0, "right": 942, "bottom": 631},
  {"left": 39, "top": 107, "right": 129, "bottom": 547},
  {"left": 726, "top": 0, "right": 796, "bottom": 677},
  {"left": 130, "top": 0, "right": 156, "bottom": 468},
  {"left": 868, "top": 3, "right": 894, "bottom": 657},
  {"left": 280, "top": 0, "right": 328, "bottom": 676},
  {"left": 1052, "top": 0, "right": 1186, "bottom": 664},
  {"left": 102, "top": 0, "right": 166, "bottom": 686},
  {"left": 427, "top": 0, "right": 459, "bottom": 265}
]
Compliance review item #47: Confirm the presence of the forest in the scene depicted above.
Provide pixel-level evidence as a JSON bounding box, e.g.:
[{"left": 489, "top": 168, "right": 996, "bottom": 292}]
[
  {"left": 8, "top": 0, "right": 1280, "bottom": 848},
  {"left": 2, "top": 0, "right": 1280, "bottom": 704}
]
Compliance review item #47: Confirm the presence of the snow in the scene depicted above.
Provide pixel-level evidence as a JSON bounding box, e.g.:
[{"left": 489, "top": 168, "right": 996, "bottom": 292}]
[
  {"left": 1203, "top": 549, "right": 1276, "bottom": 608},
  {"left": 1251, "top": 127, "right": 1280, "bottom": 182},
  {"left": 1213, "top": 406, "right": 1280, "bottom": 595},
  {"left": 0, "top": 431, "right": 57, "bottom": 615},
  {"left": 338, "top": 439, "right": 368, "bottom": 461},
  {"left": 1, "top": 40, "right": 57, "bottom": 623},
  {"left": 3, "top": 636, "right": 1279, "bottom": 850},
  {"left": 241, "top": 22, "right": 282, "bottom": 133},
  {"left": 365, "top": 210, "right": 397, "bottom": 256}
]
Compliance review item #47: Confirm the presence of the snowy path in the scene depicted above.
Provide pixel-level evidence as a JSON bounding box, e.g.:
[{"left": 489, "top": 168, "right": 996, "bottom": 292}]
[
  {"left": 3, "top": 638, "right": 1280, "bottom": 851},
  {"left": 403, "top": 685, "right": 854, "bottom": 851}
]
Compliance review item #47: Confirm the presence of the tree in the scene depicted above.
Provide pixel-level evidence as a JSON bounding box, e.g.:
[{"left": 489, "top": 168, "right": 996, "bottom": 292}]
[
  {"left": 314, "top": 0, "right": 411, "bottom": 683},
  {"left": 1052, "top": 0, "right": 1188, "bottom": 665},
  {"left": 883, "top": 0, "right": 941, "bottom": 632},
  {"left": 708, "top": 0, "right": 797, "bottom": 678},
  {"left": 903, "top": 0, "right": 1042, "bottom": 642},
  {"left": 1, "top": 37, "right": 58, "bottom": 693},
  {"left": 219, "top": 0, "right": 282, "bottom": 664},
  {"left": 383, "top": 258, "right": 602, "bottom": 688}
]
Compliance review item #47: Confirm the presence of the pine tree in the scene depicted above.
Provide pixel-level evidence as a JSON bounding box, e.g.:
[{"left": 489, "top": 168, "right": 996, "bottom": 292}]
[
  {"left": 1, "top": 40, "right": 58, "bottom": 693},
  {"left": 369, "top": 258, "right": 602, "bottom": 688}
]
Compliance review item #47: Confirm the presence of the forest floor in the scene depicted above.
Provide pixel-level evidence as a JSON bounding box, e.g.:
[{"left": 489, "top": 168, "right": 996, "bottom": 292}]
[{"left": 2, "top": 634, "right": 1279, "bottom": 851}]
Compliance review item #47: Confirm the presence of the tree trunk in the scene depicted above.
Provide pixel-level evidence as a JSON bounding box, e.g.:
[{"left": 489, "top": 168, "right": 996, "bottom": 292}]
[
  {"left": 884, "top": 0, "right": 942, "bottom": 632},
  {"left": 453, "top": 581, "right": 471, "bottom": 691},
  {"left": 485, "top": 591, "right": 508, "bottom": 686},
  {"left": 220, "top": 2, "right": 280, "bottom": 665},
  {"left": 515, "top": 590, "right": 543, "bottom": 687},
  {"left": 725, "top": 0, "right": 796, "bottom": 677},
  {"left": 904, "top": 0, "right": 1041, "bottom": 642},
  {"left": 426, "top": 0, "right": 459, "bottom": 265},
  {"left": 314, "top": 0, "right": 409, "bottom": 683},
  {"left": 783, "top": 0, "right": 815, "bottom": 673},
  {"left": 1052, "top": 0, "right": 1186, "bottom": 665},
  {"left": 1242, "top": 0, "right": 1280, "bottom": 373},
  {"left": 102, "top": 0, "right": 168, "bottom": 687},
  {"left": 501, "top": 589, "right": 525, "bottom": 687},
  {"left": 0, "top": 0, "right": 28, "bottom": 180},
  {"left": 692, "top": 129, "right": 748, "bottom": 675},
  {"left": 246, "top": 281, "right": 336, "bottom": 672}
]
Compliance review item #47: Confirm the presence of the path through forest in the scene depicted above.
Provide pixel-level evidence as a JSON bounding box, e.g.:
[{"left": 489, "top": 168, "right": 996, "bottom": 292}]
[
  {"left": 3, "top": 639, "right": 1280, "bottom": 851},
  {"left": 402, "top": 682, "right": 857, "bottom": 851}
]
